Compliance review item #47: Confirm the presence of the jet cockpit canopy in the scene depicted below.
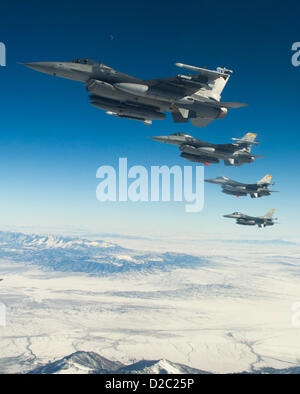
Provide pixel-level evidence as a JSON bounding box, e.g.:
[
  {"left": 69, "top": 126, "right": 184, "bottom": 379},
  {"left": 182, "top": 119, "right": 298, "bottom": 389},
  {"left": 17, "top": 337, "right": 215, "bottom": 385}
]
[
  {"left": 69, "top": 58, "right": 100, "bottom": 65},
  {"left": 171, "top": 132, "right": 191, "bottom": 137}
]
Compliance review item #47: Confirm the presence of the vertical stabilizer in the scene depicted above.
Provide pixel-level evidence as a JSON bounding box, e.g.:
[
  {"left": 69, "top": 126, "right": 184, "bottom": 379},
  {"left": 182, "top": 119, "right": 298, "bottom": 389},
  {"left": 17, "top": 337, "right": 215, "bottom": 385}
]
[
  {"left": 232, "top": 133, "right": 257, "bottom": 153},
  {"left": 239, "top": 132, "right": 257, "bottom": 143},
  {"left": 264, "top": 209, "right": 275, "bottom": 218},
  {"left": 194, "top": 72, "right": 231, "bottom": 101},
  {"left": 258, "top": 174, "right": 272, "bottom": 185},
  {"left": 175, "top": 63, "right": 233, "bottom": 102}
]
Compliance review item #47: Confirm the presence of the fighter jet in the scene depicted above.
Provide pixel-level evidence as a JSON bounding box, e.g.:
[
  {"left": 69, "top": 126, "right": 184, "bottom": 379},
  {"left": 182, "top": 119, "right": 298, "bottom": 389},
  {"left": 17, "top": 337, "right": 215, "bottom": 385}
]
[
  {"left": 151, "top": 132, "right": 262, "bottom": 166},
  {"left": 224, "top": 209, "right": 277, "bottom": 228},
  {"left": 205, "top": 174, "right": 277, "bottom": 198},
  {"left": 22, "top": 59, "right": 247, "bottom": 126}
]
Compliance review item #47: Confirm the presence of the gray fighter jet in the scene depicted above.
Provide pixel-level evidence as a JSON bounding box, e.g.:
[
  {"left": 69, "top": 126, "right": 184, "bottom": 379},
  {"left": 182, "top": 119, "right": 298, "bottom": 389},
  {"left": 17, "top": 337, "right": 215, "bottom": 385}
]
[
  {"left": 205, "top": 174, "right": 277, "bottom": 198},
  {"left": 22, "top": 59, "right": 247, "bottom": 126},
  {"left": 151, "top": 132, "right": 262, "bottom": 166},
  {"left": 224, "top": 209, "right": 277, "bottom": 228}
]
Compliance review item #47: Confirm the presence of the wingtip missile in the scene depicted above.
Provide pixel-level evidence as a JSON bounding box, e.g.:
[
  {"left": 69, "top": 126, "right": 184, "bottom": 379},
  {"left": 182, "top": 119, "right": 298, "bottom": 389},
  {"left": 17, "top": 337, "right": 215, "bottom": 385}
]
[{"left": 175, "top": 62, "right": 233, "bottom": 76}]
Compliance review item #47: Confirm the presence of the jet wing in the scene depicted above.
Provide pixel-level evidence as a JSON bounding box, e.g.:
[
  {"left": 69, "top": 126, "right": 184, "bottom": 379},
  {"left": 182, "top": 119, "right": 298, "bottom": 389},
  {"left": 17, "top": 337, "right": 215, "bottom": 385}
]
[
  {"left": 242, "top": 215, "right": 258, "bottom": 220},
  {"left": 205, "top": 176, "right": 245, "bottom": 186},
  {"left": 216, "top": 143, "right": 236, "bottom": 153},
  {"left": 224, "top": 179, "right": 245, "bottom": 186},
  {"left": 144, "top": 64, "right": 247, "bottom": 107},
  {"left": 143, "top": 74, "right": 208, "bottom": 97},
  {"left": 144, "top": 64, "right": 229, "bottom": 97}
]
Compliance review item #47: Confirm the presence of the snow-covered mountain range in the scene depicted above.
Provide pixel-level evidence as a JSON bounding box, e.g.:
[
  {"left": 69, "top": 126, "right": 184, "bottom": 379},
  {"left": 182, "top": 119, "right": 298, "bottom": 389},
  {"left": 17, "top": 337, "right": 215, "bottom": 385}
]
[
  {"left": 28, "top": 351, "right": 208, "bottom": 374},
  {"left": 0, "top": 231, "right": 208, "bottom": 275},
  {"left": 27, "top": 351, "right": 300, "bottom": 374},
  {"left": 28, "top": 351, "right": 124, "bottom": 374}
]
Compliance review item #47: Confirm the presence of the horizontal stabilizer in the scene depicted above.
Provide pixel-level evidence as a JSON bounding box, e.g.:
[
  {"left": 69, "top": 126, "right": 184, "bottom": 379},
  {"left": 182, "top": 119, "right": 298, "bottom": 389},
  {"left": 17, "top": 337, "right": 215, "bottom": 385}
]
[
  {"left": 251, "top": 155, "right": 265, "bottom": 158},
  {"left": 218, "top": 102, "right": 248, "bottom": 109},
  {"left": 232, "top": 140, "right": 259, "bottom": 146}
]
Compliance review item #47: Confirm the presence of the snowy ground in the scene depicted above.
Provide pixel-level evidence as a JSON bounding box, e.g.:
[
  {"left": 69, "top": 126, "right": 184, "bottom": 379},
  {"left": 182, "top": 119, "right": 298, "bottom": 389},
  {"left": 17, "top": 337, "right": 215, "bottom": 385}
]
[{"left": 0, "top": 231, "right": 300, "bottom": 374}]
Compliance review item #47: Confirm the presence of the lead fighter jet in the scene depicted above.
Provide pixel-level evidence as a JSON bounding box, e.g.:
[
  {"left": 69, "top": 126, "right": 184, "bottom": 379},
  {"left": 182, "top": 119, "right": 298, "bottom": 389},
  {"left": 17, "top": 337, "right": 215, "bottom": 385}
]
[
  {"left": 151, "top": 132, "right": 262, "bottom": 166},
  {"left": 22, "top": 59, "right": 246, "bottom": 126},
  {"left": 205, "top": 174, "right": 276, "bottom": 198},
  {"left": 224, "top": 209, "right": 277, "bottom": 228}
]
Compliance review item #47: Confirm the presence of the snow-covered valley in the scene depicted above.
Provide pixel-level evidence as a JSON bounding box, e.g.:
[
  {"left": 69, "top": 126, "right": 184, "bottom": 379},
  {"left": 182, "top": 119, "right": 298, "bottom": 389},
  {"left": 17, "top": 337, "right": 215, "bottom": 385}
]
[{"left": 0, "top": 231, "right": 299, "bottom": 374}]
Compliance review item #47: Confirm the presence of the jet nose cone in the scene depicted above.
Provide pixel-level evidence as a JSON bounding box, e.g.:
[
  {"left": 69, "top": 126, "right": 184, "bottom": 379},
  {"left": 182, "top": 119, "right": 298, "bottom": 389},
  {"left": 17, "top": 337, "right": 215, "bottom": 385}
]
[
  {"left": 151, "top": 136, "right": 170, "bottom": 143},
  {"left": 23, "top": 62, "right": 58, "bottom": 75},
  {"left": 204, "top": 179, "right": 215, "bottom": 184}
]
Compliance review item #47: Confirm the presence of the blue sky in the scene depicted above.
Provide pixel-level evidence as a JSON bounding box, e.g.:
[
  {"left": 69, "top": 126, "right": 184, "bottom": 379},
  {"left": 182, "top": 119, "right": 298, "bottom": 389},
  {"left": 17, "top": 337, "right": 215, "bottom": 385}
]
[{"left": 0, "top": 0, "right": 299, "bottom": 239}]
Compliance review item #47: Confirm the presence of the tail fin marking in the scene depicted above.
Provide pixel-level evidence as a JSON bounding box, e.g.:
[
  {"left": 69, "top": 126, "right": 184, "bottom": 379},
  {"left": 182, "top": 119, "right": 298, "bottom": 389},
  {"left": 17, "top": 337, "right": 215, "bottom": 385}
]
[
  {"left": 258, "top": 175, "right": 272, "bottom": 185},
  {"left": 264, "top": 209, "right": 276, "bottom": 218}
]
